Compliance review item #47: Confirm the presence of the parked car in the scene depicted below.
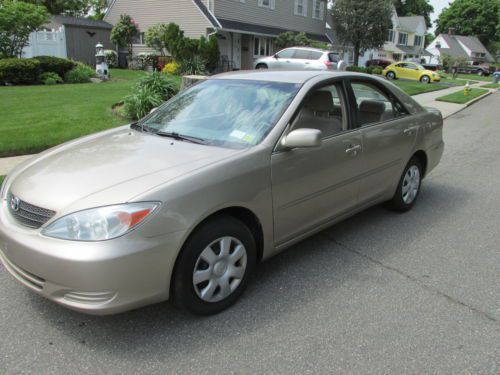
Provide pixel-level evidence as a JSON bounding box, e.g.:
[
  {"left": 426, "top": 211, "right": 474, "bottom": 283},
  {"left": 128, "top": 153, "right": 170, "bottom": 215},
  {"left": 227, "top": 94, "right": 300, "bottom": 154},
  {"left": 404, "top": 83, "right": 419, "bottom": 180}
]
[
  {"left": 254, "top": 47, "right": 343, "bottom": 71},
  {"left": 0, "top": 71, "right": 444, "bottom": 316},
  {"left": 456, "top": 64, "right": 492, "bottom": 76},
  {"left": 384, "top": 61, "right": 441, "bottom": 83},
  {"left": 365, "top": 59, "right": 392, "bottom": 69}
]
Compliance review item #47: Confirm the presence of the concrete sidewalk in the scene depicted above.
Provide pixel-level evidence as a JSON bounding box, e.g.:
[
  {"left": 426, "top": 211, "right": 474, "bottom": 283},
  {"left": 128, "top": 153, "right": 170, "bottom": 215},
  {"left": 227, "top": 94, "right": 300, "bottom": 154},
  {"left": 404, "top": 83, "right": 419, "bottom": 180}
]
[{"left": 0, "top": 154, "right": 35, "bottom": 177}]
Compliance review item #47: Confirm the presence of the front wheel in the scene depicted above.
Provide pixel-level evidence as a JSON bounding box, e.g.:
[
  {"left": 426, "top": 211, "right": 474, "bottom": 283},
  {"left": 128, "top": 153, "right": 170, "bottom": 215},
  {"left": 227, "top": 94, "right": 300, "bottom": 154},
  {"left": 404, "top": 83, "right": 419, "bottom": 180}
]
[
  {"left": 388, "top": 157, "right": 423, "bottom": 212},
  {"left": 172, "top": 215, "right": 256, "bottom": 315},
  {"left": 420, "top": 75, "right": 430, "bottom": 84},
  {"left": 386, "top": 71, "right": 396, "bottom": 80}
]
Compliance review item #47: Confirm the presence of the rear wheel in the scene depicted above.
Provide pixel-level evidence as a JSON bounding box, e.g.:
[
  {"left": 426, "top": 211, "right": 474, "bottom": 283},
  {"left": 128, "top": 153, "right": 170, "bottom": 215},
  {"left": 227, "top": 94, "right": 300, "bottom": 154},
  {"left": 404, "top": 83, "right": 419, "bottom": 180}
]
[
  {"left": 386, "top": 71, "right": 396, "bottom": 80},
  {"left": 420, "top": 75, "right": 430, "bottom": 84},
  {"left": 256, "top": 63, "right": 268, "bottom": 70},
  {"left": 389, "top": 157, "right": 423, "bottom": 212},
  {"left": 172, "top": 215, "right": 256, "bottom": 315}
]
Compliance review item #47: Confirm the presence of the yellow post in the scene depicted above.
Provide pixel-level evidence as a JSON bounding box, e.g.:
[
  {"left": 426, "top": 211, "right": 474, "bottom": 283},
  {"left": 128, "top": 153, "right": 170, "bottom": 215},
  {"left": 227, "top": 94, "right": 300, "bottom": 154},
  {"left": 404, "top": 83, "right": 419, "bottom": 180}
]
[{"left": 464, "top": 82, "right": 471, "bottom": 96}]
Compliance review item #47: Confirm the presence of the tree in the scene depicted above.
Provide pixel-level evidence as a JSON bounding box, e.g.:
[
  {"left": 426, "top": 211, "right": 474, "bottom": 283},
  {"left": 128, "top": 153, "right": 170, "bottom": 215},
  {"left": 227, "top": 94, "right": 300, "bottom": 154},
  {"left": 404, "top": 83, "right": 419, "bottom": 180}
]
[
  {"left": 331, "top": 0, "right": 393, "bottom": 66},
  {"left": 110, "top": 14, "right": 139, "bottom": 58},
  {"left": 88, "top": 0, "right": 108, "bottom": 20},
  {"left": 19, "top": 0, "right": 91, "bottom": 17},
  {"left": 0, "top": 0, "right": 49, "bottom": 58},
  {"left": 393, "top": 0, "right": 434, "bottom": 28},
  {"left": 435, "top": 0, "right": 499, "bottom": 50},
  {"left": 274, "top": 31, "right": 311, "bottom": 50}
]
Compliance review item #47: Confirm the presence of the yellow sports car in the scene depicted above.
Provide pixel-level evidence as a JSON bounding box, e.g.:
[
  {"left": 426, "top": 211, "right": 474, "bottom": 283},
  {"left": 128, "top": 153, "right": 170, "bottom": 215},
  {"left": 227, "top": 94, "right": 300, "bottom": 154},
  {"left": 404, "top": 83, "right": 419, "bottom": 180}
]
[{"left": 383, "top": 62, "right": 441, "bottom": 84}]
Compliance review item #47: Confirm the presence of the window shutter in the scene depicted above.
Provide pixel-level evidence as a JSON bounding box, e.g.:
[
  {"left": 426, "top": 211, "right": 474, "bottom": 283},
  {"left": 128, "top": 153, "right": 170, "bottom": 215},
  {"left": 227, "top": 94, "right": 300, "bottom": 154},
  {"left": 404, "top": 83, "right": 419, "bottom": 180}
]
[
  {"left": 271, "top": 0, "right": 275, "bottom": 10},
  {"left": 319, "top": 1, "right": 324, "bottom": 20}
]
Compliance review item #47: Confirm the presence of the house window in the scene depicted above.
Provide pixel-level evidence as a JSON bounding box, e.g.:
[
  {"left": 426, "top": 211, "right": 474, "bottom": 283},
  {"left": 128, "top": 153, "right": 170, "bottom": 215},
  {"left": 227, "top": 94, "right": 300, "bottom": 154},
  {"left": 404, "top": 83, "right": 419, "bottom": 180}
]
[
  {"left": 294, "top": 0, "right": 307, "bottom": 16},
  {"left": 132, "top": 32, "right": 145, "bottom": 45},
  {"left": 254, "top": 37, "right": 273, "bottom": 57},
  {"left": 398, "top": 32, "right": 408, "bottom": 46},
  {"left": 387, "top": 30, "right": 395, "bottom": 43},
  {"left": 414, "top": 35, "right": 423, "bottom": 47},
  {"left": 258, "top": 0, "right": 275, "bottom": 9},
  {"left": 312, "top": 0, "right": 324, "bottom": 20}
]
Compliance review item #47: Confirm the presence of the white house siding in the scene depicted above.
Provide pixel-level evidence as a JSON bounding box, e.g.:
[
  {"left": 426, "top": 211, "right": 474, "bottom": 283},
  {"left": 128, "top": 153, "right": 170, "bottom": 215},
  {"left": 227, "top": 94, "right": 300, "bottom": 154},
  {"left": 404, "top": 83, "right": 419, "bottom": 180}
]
[
  {"left": 105, "top": 0, "right": 213, "bottom": 52},
  {"left": 214, "top": 0, "right": 325, "bottom": 36}
]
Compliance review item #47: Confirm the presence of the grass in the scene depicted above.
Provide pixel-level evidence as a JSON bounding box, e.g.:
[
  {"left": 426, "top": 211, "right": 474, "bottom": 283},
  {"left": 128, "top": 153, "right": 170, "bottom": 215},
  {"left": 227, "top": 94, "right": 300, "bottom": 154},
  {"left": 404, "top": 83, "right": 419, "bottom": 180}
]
[
  {"left": 481, "top": 83, "right": 500, "bottom": 89},
  {"left": 438, "top": 71, "right": 493, "bottom": 83},
  {"left": 0, "top": 176, "right": 4, "bottom": 186},
  {"left": 0, "top": 69, "right": 181, "bottom": 157},
  {"left": 436, "top": 88, "right": 489, "bottom": 104},
  {"left": 391, "top": 80, "right": 449, "bottom": 96}
]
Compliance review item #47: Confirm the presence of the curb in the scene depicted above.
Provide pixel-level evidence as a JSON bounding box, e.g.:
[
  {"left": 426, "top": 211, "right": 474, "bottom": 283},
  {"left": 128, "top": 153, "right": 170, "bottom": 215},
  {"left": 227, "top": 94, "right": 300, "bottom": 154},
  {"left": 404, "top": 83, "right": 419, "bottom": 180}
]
[{"left": 442, "top": 91, "right": 493, "bottom": 119}]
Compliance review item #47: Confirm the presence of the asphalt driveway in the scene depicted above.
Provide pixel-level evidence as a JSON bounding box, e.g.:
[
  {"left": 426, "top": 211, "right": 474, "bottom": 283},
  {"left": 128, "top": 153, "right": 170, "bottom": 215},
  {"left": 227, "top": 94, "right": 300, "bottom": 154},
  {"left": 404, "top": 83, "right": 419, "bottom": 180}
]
[{"left": 0, "top": 92, "right": 499, "bottom": 374}]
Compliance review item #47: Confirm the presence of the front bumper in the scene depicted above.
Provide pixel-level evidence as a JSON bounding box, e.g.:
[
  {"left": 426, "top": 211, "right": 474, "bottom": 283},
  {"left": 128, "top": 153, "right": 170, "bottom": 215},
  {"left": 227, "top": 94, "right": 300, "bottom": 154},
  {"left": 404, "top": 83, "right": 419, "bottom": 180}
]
[{"left": 0, "top": 199, "right": 186, "bottom": 315}]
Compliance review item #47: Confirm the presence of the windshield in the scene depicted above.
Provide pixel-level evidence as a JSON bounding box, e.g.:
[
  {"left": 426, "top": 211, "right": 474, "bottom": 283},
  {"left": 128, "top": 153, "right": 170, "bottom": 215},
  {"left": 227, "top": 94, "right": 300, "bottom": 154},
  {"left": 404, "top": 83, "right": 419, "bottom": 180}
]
[{"left": 141, "top": 79, "right": 300, "bottom": 148}]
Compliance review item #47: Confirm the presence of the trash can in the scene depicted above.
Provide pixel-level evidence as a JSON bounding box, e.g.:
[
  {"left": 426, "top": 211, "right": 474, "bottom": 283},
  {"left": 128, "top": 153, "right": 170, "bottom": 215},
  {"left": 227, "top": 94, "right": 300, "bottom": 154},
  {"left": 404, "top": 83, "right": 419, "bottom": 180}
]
[{"left": 493, "top": 73, "right": 500, "bottom": 84}]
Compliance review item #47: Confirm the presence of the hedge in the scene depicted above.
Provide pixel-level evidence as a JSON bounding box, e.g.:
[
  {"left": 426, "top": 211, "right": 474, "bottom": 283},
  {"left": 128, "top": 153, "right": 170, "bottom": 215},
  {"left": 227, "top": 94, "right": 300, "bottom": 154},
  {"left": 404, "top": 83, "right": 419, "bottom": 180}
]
[
  {"left": 32, "top": 56, "right": 75, "bottom": 78},
  {"left": 0, "top": 58, "right": 40, "bottom": 85}
]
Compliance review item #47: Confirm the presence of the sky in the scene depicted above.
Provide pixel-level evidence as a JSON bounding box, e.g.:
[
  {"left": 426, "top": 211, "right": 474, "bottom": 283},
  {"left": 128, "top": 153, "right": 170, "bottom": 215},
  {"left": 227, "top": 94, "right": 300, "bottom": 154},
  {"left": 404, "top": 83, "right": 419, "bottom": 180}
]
[{"left": 430, "top": 0, "right": 453, "bottom": 31}]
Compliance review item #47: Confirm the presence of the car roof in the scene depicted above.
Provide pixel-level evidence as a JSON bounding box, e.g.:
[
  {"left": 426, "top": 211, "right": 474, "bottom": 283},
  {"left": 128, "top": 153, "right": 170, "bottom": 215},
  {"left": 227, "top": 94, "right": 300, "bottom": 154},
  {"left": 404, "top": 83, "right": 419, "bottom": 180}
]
[
  {"left": 283, "top": 46, "right": 330, "bottom": 53},
  {"left": 212, "top": 70, "right": 353, "bottom": 84}
]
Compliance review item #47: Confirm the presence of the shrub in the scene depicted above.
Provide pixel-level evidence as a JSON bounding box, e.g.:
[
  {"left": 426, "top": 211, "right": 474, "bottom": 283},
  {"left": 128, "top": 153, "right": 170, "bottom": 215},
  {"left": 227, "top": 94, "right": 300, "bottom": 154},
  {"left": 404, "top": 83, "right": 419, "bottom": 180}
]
[
  {"left": 32, "top": 56, "right": 75, "bottom": 77},
  {"left": 0, "top": 58, "right": 40, "bottom": 85},
  {"left": 132, "top": 53, "right": 159, "bottom": 70},
  {"left": 137, "top": 71, "right": 178, "bottom": 100},
  {"left": 162, "top": 61, "right": 179, "bottom": 74},
  {"left": 346, "top": 66, "right": 368, "bottom": 73},
  {"left": 371, "top": 66, "right": 384, "bottom": 75},
  {"left": 180, "top": 55, "right": 206, "bottom": 75},
  {"left": 198, "top": 35, "right": 220, "bottom": 73},
  {"left": 65, "top": 62, "right": 96, "bottom": 83},
  {"left": 124, "top": 86, "right": 163, "bottom": 120},
  {"left": 40, "top": 72, "right": 63, "bottom": 85},
  {"left": 104, "top": 50, "right": 117, "bottom": 67},
  {"left": 123, "top": 71, "right": 179, "bottom": 120}
]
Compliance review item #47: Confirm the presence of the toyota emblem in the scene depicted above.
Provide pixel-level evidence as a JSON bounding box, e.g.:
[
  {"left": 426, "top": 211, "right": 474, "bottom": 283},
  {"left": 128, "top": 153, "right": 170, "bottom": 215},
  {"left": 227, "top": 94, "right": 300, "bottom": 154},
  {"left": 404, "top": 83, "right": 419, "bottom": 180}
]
[{"left": 10, "top": 196, "right": 20, "bottom": 212}]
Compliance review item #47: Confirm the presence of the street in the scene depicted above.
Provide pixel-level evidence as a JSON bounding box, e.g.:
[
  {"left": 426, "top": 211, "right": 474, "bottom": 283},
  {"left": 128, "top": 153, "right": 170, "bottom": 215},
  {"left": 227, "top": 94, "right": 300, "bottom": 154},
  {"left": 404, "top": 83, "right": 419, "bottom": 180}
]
[{"left": 1, "top": 92, "right": 499, "bottom": 374}]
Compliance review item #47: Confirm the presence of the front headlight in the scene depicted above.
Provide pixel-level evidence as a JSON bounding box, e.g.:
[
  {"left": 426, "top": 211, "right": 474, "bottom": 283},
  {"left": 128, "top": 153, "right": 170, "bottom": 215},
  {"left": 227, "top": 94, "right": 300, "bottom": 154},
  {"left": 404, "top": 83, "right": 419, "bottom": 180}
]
[{"left": 42, "top": 203, "right": 160, "bottom": 241}]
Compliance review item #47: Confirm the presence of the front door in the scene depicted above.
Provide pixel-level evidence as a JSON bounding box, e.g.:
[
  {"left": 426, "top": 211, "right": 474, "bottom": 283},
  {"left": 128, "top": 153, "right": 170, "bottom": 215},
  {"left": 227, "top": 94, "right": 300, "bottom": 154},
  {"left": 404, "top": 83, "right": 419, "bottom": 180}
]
[
  {"left": 232, "top": 33, "right": 241, "bottom": 70},
  {"left": 271, "top": 82, "right": 364, "bottom": 245}
]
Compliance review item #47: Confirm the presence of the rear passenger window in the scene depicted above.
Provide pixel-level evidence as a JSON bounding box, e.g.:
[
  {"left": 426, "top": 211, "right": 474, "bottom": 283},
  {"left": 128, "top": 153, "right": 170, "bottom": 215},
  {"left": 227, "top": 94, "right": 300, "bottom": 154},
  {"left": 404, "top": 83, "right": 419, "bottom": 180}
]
[
  {"left": 309, "top": 51, "right": 323, "bottom": 60},
  {"left": 293, "top": 50, "right": 311, "bottom": 59},
  {"left": 351, "top": 82, "right": 407, "bottom": 126}
]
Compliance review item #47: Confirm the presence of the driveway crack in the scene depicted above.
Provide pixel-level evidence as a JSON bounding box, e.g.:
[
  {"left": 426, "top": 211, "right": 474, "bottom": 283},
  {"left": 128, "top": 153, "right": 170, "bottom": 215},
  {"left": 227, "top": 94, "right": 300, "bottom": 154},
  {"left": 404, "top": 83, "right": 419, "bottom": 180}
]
[{"left": 323, "top": 234, "right": 499, "bottom": 324}]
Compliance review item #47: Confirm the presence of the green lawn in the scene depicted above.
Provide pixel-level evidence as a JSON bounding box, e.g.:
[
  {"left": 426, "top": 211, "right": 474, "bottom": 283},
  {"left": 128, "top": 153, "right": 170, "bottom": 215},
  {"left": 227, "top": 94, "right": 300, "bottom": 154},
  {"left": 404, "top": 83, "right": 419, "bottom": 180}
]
[
  {"left": 436, "top": 88, "right": 489, "bottom": 104},
  {"left": 438, "top": 71, "right": 493, "bottom": 83},
  {"left": 0, "top": 69, "right": 182, "bottom": 157},
  {"left": 391, "top": 80, "right": 448, "bottom": 96},
  {"left": 481, "top": 83, "right": 500, "bottom": 89},
  {"left": 0, "top": 176, "right": 4, "bottom": 186}
]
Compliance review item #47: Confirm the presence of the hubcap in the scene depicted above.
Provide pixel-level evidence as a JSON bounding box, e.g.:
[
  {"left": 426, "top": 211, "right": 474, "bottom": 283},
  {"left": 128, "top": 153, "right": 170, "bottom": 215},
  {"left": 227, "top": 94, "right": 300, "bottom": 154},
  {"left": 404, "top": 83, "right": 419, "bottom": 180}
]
[
  {"left": 402, "top": 165, "right": 420, "bottom": 204},
  {"left": 193, "top": 236, "right": 247, "bottom": 303}
]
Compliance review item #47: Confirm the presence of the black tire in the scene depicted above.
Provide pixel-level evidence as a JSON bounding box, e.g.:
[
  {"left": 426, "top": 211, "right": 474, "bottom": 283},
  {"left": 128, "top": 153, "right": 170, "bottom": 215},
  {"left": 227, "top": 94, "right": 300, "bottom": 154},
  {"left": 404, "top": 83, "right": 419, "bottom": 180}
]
[
  {"left": 256, "top": 63, "right": 268, "bottom": 70},
  {"left": 388, "top": 157, "right": 423, "bottom": 212},
  {"left": 420, "top": 75, "right": 430, "bottom": 84},
  {"left": 386, "top": 71, "right": 396, "bottom": 80},
  {"left": 172, "top": 215, "right": 256, "bottom": 315}
]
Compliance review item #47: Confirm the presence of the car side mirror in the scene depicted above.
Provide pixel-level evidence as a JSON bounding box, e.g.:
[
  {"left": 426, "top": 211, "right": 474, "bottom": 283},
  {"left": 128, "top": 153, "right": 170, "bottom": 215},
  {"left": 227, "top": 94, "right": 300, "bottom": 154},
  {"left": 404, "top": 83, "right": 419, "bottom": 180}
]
[
  {"left": 273, "top": 54, "right": 279, "bottom": 59},
  {"left": 281, "top": 128, "right": 322, "bottom": 149}
]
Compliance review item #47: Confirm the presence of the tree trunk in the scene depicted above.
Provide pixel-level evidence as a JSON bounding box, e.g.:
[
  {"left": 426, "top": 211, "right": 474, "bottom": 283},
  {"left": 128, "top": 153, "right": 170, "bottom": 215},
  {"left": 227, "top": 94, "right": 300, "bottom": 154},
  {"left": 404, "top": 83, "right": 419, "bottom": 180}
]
[{"left": 354, "top": 41, "right": 361, "bottom": 67}]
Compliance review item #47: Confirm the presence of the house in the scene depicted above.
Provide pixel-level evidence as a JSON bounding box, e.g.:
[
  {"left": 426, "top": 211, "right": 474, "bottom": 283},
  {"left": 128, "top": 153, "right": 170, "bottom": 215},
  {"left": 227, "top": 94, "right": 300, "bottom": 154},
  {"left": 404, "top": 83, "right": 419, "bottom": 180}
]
[
  {"left": 104, "top": 0, "right": 330, "bottom": 70},
  {"left": 425, "top": 32, "right": 495, "bottom": 66},
  {"left": 23, "top": 16, "right": 113, "bottom": 66}
]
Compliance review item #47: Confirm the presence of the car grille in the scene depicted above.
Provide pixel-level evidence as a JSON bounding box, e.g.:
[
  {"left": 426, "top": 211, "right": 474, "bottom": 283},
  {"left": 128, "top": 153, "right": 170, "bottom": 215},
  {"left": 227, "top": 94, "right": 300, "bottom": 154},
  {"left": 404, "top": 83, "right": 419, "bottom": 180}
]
[{"left": 7, "top": 192, "right": 56, "bottom": 229}]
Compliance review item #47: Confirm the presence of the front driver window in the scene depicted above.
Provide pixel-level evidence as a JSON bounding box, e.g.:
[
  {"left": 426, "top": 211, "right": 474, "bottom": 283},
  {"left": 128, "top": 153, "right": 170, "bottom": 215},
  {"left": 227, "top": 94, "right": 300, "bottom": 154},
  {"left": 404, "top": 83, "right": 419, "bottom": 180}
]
[
  {"left": 291, "top": 84, "right": 346, "bottom": 138},
  {"left": 276, "top": 49, "right": 295, "bottom": 59}
]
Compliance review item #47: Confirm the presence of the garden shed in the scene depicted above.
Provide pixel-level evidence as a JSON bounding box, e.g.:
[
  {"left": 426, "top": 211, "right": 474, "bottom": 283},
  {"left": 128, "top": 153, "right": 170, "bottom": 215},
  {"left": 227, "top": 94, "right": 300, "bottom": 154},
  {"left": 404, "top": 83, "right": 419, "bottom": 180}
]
[{"left": 25, "top": 16, "right": 114, "bottom": 66}]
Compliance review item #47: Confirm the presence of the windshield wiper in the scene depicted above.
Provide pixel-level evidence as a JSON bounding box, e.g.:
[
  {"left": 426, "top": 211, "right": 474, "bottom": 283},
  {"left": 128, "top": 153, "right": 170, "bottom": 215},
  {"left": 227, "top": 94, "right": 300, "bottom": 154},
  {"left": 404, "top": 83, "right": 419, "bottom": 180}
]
[{"left": 154, "top": 131, "right": 209, "bottom": 145}]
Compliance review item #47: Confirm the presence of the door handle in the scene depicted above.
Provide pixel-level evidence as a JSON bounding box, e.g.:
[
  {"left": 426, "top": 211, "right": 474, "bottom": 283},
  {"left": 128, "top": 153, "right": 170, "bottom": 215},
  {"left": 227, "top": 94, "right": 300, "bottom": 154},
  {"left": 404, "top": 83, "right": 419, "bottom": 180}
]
[
  {"left": 404, "top": 126, "right": 418, "bottom": 135},
  {"left": 345, "top": 144, "right": 362, "bottom": 154}
]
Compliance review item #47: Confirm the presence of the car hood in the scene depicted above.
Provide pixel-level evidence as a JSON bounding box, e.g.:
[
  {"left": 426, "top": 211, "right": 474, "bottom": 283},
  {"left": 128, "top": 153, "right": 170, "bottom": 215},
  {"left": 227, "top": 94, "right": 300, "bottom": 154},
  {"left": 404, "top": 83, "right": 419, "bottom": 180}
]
[{"left": 8, "top": 127, "right": 244, "bottom": 213}]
